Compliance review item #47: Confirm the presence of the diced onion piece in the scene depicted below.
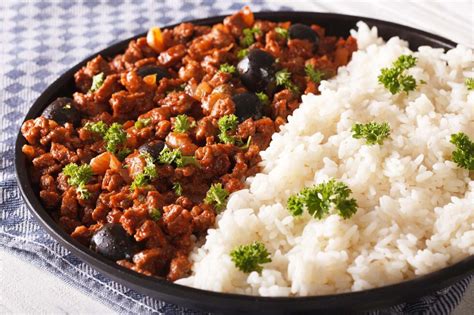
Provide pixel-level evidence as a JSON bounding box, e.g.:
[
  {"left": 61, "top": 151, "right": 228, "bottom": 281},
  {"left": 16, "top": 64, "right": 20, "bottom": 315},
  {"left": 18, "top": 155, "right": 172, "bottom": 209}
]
[
  {"left": 334, "top": 47, "right": 349, "bottom": 67},
  {"left": 143, "top": 74, "right": 157, "bottom": 85},
  {"left": 22, "top": 145, "right": 35, "bottom": 160},
  {"left": 194, "top": 81, "right": 212, "bottom": 101},
  {"left": 147, "top": 27, "right": 165, "bottom": 53},
  {"left": 90, "top": 152, "right": 122, "bottom": 175},
  {"left": 90, "top": 152, "right": 110, "bottom": 175},
  {"left": 242, "top": 6, "right": 254, "bottom": 27},
  {"left": 109, "top": 153, "right": 122, "bottom": 170}
]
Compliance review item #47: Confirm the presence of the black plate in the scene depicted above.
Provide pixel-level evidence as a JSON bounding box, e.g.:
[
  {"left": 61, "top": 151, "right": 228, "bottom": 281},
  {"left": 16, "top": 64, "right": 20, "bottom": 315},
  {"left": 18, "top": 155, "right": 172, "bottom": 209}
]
[{"left": 15, "top": 11, "right": 472, "bottom": 314}]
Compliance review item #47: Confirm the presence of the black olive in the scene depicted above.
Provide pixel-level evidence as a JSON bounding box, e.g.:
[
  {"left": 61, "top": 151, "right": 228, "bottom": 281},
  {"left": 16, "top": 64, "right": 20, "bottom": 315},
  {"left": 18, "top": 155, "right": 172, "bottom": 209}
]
[
  {"left": 232, "top": 92, "right": 263, "bottom": 122},
  {"left": 42, "top": 97, "right": 81, "bottom": 127},
  {"left": 137, "top": 65, "right": 171, "bottom": 81},
  {"left": 289, "top": 23, "right": 320, "bottom": 45},
  {"left": 138, "top": 140, "right": 166, "bottom": 159},
  {"left": 237, "top": 49, "right": 276, "bottom": 94},
  {"left": 90, "top": 223, "right": 137, "bottom": 261}
]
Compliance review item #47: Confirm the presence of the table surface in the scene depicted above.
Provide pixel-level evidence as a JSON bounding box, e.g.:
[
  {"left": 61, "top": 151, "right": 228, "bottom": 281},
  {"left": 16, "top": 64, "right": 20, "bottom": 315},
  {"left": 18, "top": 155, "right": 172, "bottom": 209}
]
[{"left": 1, "top": 0, "right": 473, "bottom": 314}]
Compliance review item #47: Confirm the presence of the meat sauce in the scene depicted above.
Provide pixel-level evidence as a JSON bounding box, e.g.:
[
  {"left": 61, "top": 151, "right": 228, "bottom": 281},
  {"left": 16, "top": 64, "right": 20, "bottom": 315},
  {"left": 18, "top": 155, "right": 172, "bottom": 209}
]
[{"left": 20, "top": 7, "right": 357, "bottom": 281}]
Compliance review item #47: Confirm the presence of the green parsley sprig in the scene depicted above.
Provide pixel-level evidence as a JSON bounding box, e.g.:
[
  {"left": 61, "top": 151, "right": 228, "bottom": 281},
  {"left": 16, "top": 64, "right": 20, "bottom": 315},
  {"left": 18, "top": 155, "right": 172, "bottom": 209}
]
[
  {"left": 85, "top": 121, "right": 128, "bottom": 155},
  {"left": 218, "top": 114, "right": 239, "bottom": 145},
  {"left": 158, "top": 147, "right": 199, "bottom": 168},
  {"left": 158, "top": 147, "right": 181, "bottom": 165},
  {"left": 172, "top": 114, "right": 196, "bottom": 133},
  {"left": 450, "top": 132, "right": 474, "bottom": 170},
  {"left": 465, "top": 78, "right": 474, "bottom": 91},
  {"left": 230, "top": 241, "right": 272, "bottom": 274},
  {"left": 274, "top": 27, "right": 288, "bottom": 39},
  {"left": 84, "top": 121, "right": 108, "bottom": 136},
  {"left": 287, "top": 179, "right": 358, "bottom": 219},
  {"left": 240, "top": 27, "right": 261, "bottom": 47},
  {"left": 219, "top": 63, "right": 236, "bottom": 74},
  {"left": 130, "top": 153, "right": 158, "bottom": 191},
  {"left": 204, "top": 183, "right": 229, "bottom": 212},
  {"left": 89, "top": 72, "right": 105, "bottom": 93},
  {"left": 237, "top": 48, "right": 249, "bottom": 59},
  {"left": 104, "top": 123, "right": 127, "bottom": 154},
  {"left": 178, "top": 155, "right": 200, "bottom": 168},
  {"left": 305, "top": 64, "right": 325, "bottom": 84},
  {"left": 62, "top": 163, "right": 93, "bottom": 199},
  {"left": 149, "top": 208, "right": 162, "bottom": 221},
  {"left": 173, "top": 182, "right": 183, "bottom": 196},
  {"left": 255, "top": 92, "right": 269, "bottom": 106},
  {"left": 352, "top": 122, "right": 391, "bottom": 145},
  {"left": 378, "top": 55, "right": 418, "bottom": 94},
  {"left": 276, "top": 69, "right": 299, "bottom": 93}
]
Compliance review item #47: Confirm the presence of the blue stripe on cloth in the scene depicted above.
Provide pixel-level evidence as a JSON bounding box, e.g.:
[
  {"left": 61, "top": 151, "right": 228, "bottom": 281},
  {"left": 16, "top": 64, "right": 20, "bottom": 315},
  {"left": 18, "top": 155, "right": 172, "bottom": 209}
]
[{"left": 0, "top": 1, "right": 471, "bottom": 314}]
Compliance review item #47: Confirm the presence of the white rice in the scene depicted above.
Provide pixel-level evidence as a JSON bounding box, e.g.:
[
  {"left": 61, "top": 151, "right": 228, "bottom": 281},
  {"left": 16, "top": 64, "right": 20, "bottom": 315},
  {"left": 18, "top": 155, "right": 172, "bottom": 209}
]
[{"left": 176, "top": 22, "right": 474, "bottom": 296}]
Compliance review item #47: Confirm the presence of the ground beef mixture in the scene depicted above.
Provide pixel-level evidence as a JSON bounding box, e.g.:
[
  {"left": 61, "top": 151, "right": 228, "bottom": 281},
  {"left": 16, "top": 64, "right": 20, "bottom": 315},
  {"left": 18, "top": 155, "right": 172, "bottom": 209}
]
[{"left": 21, "top": 7, "right": 357, "bottom": 281}]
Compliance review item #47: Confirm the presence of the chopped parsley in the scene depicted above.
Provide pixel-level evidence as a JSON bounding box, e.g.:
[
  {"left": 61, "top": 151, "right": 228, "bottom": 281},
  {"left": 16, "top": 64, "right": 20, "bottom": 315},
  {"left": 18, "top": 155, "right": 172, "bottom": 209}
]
[
  {"left": 204, "top": 183, "right": 229, "bottom": 212},
  {"left": 149, "top": 208, "right": 162, "bottom": 221},
  {"left": 275, "top": 69, "right": 291, "bottom": 85},
  {"left": 465, "top": 78, "right": 474, "bottom": 90},
  {"left": 158, "top": 147, "right": 181, "bottom": 165},
  {"left": 230, "top": 241, "right": 271, "bottom": 274},
  {"left": 255, "top": 92, "right": 269, "bottom": 106},
  {"left": 62, "top": 163, "right": 93, "bottom": 199},
  {"left": 305, "top": 64, "right": 325, "bottom": 84},
  {"left": 84, "top": 121, "right": 108, "bottom": 136},
  {"left": 237, "top": 48, "right": 249, "bottom": 59},
  {"left": 274, "top": 27, "right": 288, "bottom": 39},
  {"left": 352, "top": 122, "right": 391, "bottom": 145},
  {"left": 104, "top": 123, "right": 127, "bottom": 154},
  {"left": 240, "top": 27, "right": 261, "bottom": 47},
  {"left": 63, "top": 163, "right": 93, "bottom": 187},
  {"left": 450, "top": 132, "right": 474, "bottom": 170},
  {"left": 89, "top": 72, "right": 105, "bottom": 93},
  {"left": 378, "top": 55, "right": 418, "bottom": 94},
  {"left": 75, "top": 184, "right": 90, "bottom": 200},
  {"left": 130, "top": 153, "right": 158, "bottom": 191},
  {"left": 177, "top": 155, "right": 200, "bottom": 168},
  {"left": 141, "top": 153, "right": 158, "bottom": 177},
  {"left": 135, "top": 118, "right": 151, "bottom": 129},
  {"left": 85, "top": 121, "right": 128, "bottom": 154},
  {"left": 173, "top": 182, "right": 183, "bottom": 196},
  {"left": 393, "top": 55, "right": 417, "bottom": 69},
  {"left": 217, "top": 114, "right": 239, "bottom": 145},
  {"left": 158, "top": 147, "right": 199, "bottom": 168},
  {"left": 130, "top": 173, "right": 147, "bottom": 190},
  {"left": 287, "top": 179, "right": 358, "bottom": 219},
  {"left": 172, "top": 114, "right": 195, "bottom": 133},
  {"left": 275, "top": 69, "right": 299, "bottom": 93},
  {"left": 219, "top": 63, "right": 236, "bottom": 74}
]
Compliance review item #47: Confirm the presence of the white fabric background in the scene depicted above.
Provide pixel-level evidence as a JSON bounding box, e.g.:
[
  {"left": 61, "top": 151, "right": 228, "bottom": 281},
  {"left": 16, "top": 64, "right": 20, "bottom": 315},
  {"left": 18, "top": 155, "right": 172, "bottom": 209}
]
[{"left": 1, "top": 0, "right": 472, "bottom": 314}]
